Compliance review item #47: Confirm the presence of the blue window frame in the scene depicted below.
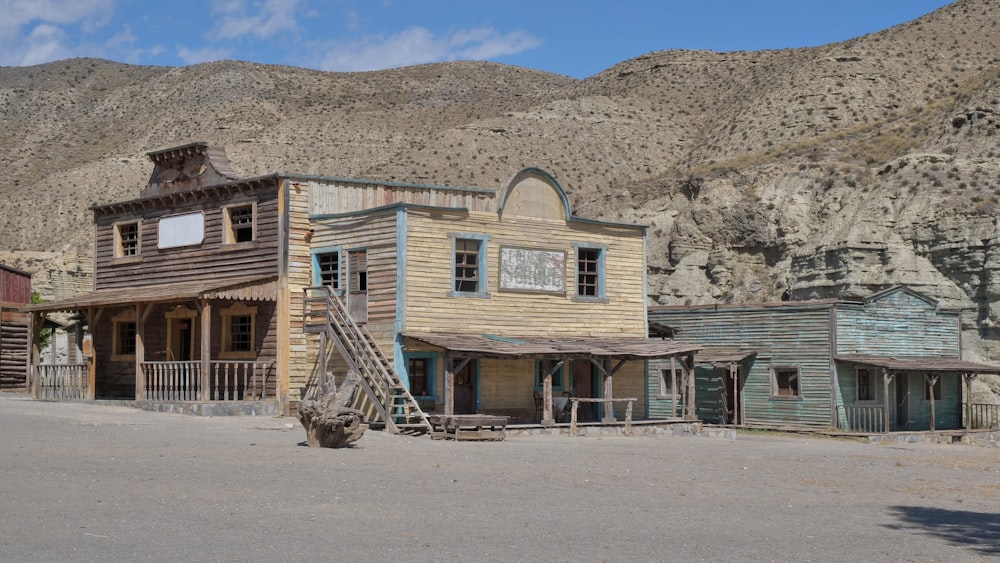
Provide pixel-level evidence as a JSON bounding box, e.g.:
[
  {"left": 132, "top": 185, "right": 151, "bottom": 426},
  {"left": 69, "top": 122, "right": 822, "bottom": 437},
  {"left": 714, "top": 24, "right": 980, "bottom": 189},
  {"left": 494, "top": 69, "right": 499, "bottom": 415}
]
[
  {"left": 572, "top": 242, "right": 607, "bottom": 302},
  {"left": 535, "top": 360, "right": 565, "bottom": 391},
  {"left": 403, "top": 352, "right": 438, "bottom": 400},
  {"left": 449, "top": 233, "right": 490, "bottom": 298},
  {"left": 311, "top": 246, "right": 342, "bottom": 290}
]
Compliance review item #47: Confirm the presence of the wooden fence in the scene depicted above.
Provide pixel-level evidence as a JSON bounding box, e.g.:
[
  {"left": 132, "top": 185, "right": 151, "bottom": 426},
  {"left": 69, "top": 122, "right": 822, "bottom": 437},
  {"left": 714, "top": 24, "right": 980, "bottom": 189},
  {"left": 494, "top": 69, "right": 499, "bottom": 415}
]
[
  {"left": 965, "top": 402, "right": 1000, "bottom": 429},
  {"left": 35, "top": 364, "right": 88, "bottom": 400}
]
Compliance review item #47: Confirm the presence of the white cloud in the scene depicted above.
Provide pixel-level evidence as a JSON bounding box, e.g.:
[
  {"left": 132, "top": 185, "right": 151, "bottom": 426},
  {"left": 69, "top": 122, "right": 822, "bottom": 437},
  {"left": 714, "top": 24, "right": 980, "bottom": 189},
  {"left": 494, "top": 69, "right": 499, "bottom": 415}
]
[
  {"left": 208, "top": 0, "right": 300, "bottom": 40},
  {"left": 318, "top": 26, "right": 542, "bottom": 72},
  {"left": 177, "top": 45, "right": 233, "bottom": 65},
  {"left": 0, "top": 0, "right": 114, "bottom": 66}
]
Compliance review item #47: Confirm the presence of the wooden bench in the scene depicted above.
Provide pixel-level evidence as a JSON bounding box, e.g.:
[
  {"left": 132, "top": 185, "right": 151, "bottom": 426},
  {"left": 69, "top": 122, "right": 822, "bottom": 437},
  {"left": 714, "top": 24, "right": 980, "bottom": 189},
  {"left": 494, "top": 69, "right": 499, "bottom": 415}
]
[{"left": 428, "top": 414, "right": 509, "bottom": 441}]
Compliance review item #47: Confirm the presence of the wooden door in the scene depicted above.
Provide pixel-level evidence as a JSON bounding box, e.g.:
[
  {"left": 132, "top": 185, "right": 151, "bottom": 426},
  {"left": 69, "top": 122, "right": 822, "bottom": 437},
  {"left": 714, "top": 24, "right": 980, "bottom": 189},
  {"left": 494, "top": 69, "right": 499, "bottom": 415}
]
[
  {"left": 453, "top": 361, "right": 477, "bottom": 414},
  {"left": 571, "top": 360, "right": 597, "bottom": 421},
  {"left": 347, "top": 250, "right": 368, "bottom": 323}
]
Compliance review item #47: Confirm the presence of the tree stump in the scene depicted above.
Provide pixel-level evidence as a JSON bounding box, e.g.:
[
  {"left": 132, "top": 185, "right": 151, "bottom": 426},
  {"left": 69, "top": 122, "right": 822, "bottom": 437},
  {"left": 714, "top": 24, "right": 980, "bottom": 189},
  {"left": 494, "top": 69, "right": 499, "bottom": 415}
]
[{"left": 298, "top": 370, "right": 368, "bottom": 448}]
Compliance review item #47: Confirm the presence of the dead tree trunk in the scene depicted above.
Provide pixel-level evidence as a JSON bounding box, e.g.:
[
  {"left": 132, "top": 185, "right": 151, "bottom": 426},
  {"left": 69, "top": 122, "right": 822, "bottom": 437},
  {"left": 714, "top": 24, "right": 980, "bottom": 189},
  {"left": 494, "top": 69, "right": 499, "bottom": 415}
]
[{"left": 297, "top": 369, "right": 367, "bottom": 448}]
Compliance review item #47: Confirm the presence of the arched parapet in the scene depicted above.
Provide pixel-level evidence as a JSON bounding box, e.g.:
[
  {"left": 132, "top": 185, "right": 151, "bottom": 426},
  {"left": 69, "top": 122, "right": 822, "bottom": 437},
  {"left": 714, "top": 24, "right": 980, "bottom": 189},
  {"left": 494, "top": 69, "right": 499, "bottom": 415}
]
[{"left": 497, "top": 167, "right": 572, "bottom": 222}]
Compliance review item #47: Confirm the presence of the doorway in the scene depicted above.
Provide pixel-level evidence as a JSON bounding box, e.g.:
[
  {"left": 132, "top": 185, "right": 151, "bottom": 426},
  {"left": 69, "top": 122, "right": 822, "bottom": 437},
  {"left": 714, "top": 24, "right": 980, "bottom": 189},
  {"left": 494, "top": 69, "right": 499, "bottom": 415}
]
[
  {"left": 453, "top": 360, "right": 477, "bottom": 414},
  {"left": 895, "top": 372, "right": 909, "bottom": 430},
  {"left": 722, "top": 365, "right": 742, "bottom": 425},
  {"left": 347, "top": 250, "right": 368, "bottom": 323},
  {"left": 166, "top": 309, "right": 196, "bottom": 361},
  {"left": 571, "top": 360, "right": 599, "bottom": 421}
]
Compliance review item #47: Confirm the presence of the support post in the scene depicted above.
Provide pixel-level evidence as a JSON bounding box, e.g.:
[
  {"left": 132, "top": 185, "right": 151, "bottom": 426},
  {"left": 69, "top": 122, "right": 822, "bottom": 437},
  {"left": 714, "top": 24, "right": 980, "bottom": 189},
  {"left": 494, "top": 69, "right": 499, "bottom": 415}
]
[
  {"left": 86, "top": 307, "right": 100, "bottom": 401},
  {"left": 883, "top": 369, "right": 892, "bottom": 434},
  {"left": 134, "top": 304, "right": 148, "bottom": 401},
  {"left": 200, "top": 300, "right": 212, "bottom": 401},
  {"left": 685, "top": 353, "right": 697, "bottom": 421},
  {"left": 318, "top": 330, "right": 328, "bottom": 397},
  {"left": 926, "top": 373, "right": 939, "bottom": 432},
  {"left": 601, "top": 359, "right": 615, "bottom": 424},
  {"left": 30, "top": 312, "right": 40, "bottom": 399},
  {"left": 964, "top": 373, "right": 976, "bottom": 431},
  {"left": 669, "top": 356, "right": 677, "bottom": 418}
]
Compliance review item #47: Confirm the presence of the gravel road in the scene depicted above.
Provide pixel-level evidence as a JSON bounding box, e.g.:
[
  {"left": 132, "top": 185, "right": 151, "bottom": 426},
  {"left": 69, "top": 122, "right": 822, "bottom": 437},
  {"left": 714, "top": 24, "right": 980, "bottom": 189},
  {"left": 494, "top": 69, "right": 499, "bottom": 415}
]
[{"left": 1, "top": 394, "right": 997, "bottom": 562}]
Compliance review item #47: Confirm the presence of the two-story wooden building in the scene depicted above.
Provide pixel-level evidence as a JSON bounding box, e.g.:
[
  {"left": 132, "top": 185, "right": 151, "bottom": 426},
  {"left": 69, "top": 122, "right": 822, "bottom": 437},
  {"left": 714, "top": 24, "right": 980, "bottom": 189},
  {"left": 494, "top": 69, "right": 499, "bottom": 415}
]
[
  {"left": 647, "top": 286, "right": 1000, "bottom": 432},
  {"left": 28, "top": 142, "right": 698, "bottom": 431}
]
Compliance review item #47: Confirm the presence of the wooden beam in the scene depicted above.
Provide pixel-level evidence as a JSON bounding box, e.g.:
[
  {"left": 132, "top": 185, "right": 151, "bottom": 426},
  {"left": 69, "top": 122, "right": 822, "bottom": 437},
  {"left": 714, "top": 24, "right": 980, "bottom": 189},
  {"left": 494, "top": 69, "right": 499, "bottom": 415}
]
[
  {"left": 883, "top": 369, "right": 892, "bottom": 434},
  {"left": 134, "top": 303, "right": 148, "bottom": 401},
  {"left": 926, "top": 373, "right": 939, "bottom": 432},
  {"left": 87, "top": 307, "right": 100, "bottom": 400},
  {"left": 964, "top": 373, "right": 977, "bottom": 431},
  {"left": 30, "top": 312, "right": 40, "bottom": 399},
  {"left": 669, "top": 356, "right": 677, "bottom": 419}
]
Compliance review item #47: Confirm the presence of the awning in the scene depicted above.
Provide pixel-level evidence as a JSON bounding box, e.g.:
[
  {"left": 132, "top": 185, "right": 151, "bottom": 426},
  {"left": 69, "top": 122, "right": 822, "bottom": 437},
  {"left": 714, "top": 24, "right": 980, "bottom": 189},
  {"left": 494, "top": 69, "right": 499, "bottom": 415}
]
[
  {"left": 402, "top": 331, "right": 701, "bottom": 360},
  {"left": 24, "top": 275, "right": 279, "bottom": 313},
  {"left": 836, "top": 354, "right": 1000, "bottom": 374},
  {"left": 695, "top": 346, "right": 756, "bottom": 366}
]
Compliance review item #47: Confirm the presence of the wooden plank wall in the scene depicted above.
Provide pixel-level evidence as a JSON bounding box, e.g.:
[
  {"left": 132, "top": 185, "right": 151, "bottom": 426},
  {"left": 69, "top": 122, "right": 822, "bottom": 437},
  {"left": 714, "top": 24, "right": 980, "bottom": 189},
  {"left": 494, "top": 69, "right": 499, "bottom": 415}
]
[
  {"left": 0, "top": 309, "right": 29, "bottom": 389},
  {"left": 649, "top": 304, "right": 835, "bottom": 429},
  {"left": 93, "top": 183, "right": 281, "bottom": 290},
  {"left": 404, "top": 210, "right": 647, "bottom": 338},
  {"left": 307, "top": 180, "right": 495, "bottom": 216},
  {"left": 834, "top": 290, "right": 960, "bottom": 357},
  {"left": 0, "top": 268, "right": 31, "bottom": 303}
]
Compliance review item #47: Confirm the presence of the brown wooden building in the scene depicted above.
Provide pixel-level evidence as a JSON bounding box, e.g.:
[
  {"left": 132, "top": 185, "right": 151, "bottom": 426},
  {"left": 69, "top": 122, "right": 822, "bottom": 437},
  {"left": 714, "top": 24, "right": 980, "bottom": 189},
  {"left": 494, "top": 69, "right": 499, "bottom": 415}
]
[
  {"left": 0, "top": 264, "right": 31, "bottom": 390},
  {"left": 28, "top": 143, "right": 697, "bottom": 431}
]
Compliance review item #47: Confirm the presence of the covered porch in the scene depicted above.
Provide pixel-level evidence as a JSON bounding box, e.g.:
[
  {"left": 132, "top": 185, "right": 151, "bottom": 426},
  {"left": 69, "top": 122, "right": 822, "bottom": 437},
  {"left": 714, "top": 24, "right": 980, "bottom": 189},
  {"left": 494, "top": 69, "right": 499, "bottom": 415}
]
[
  {"left": 401, "top": 331, "right": 701, "bottom": 427},
  {"left": 25, "top": 276, "right": 279, "bottom": 413},
  {"left": 835, "top": 354, "right": 1000, "bottom": 433}
]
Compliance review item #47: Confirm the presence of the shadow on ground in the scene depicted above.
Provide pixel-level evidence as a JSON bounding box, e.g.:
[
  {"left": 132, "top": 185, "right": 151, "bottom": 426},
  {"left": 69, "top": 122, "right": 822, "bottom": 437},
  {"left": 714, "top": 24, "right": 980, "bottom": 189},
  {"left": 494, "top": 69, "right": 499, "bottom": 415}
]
[{"left": 885, "top": 505, "right": 1000, "bottom": 555}]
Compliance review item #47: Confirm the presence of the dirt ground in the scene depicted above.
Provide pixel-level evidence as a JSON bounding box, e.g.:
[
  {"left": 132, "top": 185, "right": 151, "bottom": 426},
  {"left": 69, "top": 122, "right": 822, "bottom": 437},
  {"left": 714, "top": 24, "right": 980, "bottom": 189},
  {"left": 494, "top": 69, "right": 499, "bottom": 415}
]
[{"left": 1, "top": 394, "right": 997, "bottom": 562}]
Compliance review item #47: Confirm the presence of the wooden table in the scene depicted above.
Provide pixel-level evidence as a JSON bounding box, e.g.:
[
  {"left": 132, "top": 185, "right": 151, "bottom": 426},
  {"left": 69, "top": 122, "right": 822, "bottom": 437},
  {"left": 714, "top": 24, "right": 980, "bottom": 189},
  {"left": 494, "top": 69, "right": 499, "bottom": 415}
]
[{"left": 427, "top": 414, "right": 509, "bottom": 441}]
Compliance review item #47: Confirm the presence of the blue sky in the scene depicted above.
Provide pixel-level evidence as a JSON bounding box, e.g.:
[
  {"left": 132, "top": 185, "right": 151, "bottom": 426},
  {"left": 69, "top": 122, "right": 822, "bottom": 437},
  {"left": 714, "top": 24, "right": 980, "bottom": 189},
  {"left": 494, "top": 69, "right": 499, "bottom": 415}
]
[{"left": 1, "top": 0, "right": 954, "bottom": 79}]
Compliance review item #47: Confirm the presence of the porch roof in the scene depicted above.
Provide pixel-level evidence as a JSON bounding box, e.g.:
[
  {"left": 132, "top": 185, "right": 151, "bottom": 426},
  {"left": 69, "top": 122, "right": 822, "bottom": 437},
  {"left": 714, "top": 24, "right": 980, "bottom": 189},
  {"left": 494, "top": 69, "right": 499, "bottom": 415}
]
[
  {"left": 695, "top": 346, "right": 757, "bottom": 366},
  {"left": 402, "top": 331, "right": 701, "bottom": 360},
  {"left": 23, "top": 275, "right": 279, "bottom": 313},
  {"left": 836, "top": 354, "right": 1000, "bottom": 374}
]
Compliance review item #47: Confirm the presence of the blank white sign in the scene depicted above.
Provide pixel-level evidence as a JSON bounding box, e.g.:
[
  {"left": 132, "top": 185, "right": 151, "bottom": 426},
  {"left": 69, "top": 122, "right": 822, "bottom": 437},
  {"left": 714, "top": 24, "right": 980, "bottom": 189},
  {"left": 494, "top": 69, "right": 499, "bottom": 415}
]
[{"left": 158, "top": 212, "right": 205, "bottom": 249}]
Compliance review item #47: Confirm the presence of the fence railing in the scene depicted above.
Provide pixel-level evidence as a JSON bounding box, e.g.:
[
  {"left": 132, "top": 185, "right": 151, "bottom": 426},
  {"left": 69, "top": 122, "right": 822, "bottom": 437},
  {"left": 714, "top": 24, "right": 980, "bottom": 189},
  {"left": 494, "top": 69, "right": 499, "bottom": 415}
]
[
  {"left": 840, "top": 404, "right": 886, "bottom": 433},
  {"left": 964, "top": 402, "right": 1000, "bottom": 429},
  {"left": 141, "top": 361, "right": 273, "bottom": 402},
  {"left": 35, "top": 364, "right": 88, "bottom": 400}
]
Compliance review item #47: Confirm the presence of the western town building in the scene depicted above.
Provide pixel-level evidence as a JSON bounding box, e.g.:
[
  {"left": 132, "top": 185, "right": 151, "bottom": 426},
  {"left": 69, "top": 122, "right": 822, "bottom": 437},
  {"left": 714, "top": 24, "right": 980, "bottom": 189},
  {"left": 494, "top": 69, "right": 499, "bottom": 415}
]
[
  {"left": 647, "top": 286, "right": 1000, "bottom": 432},
  {"left": 0, "top": 264, "right": 32, "bottom": 390},
  {"left": 26, "top": 142, "right": 698, "bottom": 432}
]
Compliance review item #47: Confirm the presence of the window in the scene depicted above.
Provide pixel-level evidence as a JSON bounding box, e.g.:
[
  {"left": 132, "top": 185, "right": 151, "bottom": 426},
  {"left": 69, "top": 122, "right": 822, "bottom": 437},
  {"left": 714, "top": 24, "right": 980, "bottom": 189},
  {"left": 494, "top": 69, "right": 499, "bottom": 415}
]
[
  {"left": 924, "top": 376, "right": 941, "bottom": 401},
  {"left": 313, "top": 250, "right": 340, "bottom": 289},
  {"left": 572, "top": 243, "right": 606, "bottom": 302},
  {"left": 114, "top": 221, "right": 141, "bottom": 258},
  {"left": 856, "top": 368, "right": 873, "bottom": 401},
  {"left": 221, "top": 302, "right": 257, "bottom": 359},
  {"left": 658, "top": 367, "right": 684, "bottom": 398},
  {"left": 224, "top": 203, "right": 256, "bottom": 244},
  {"left": 535, "top": 360, "right": 564, "bottom": 390},
  {"left": 771, "top": 366, "right": 801, "bottom": 398},
  {"left": 111, "top": 309, "right": 137, "bottom": 361},
  {"left": 407, "top": 356, "right": 437, "bottom": 397},
  {"left": 449, "top": 234, "right": 489, "bottom": 297}
]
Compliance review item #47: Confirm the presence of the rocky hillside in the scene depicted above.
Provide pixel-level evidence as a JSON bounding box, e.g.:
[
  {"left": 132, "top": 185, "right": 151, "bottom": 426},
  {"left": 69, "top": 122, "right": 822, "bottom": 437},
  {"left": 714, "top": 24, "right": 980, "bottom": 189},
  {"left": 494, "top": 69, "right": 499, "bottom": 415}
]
[{"left": 2, "top": 0, "right": 999, "bottom": 400}]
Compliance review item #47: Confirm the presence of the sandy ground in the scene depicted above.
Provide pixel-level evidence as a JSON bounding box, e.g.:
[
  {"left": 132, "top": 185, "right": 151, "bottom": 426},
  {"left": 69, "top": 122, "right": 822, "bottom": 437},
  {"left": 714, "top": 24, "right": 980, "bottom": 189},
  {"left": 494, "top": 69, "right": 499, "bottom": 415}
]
[{"left": 0, "top": 393, "right": 997, "bottom": 562}]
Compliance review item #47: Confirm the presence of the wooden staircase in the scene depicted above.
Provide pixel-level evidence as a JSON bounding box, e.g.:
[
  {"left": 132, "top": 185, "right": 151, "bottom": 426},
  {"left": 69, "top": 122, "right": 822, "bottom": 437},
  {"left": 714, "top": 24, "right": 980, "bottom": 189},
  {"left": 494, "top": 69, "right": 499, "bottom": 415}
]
[{"left": 303, "top": 286, "right": 431, "bottom": 435}]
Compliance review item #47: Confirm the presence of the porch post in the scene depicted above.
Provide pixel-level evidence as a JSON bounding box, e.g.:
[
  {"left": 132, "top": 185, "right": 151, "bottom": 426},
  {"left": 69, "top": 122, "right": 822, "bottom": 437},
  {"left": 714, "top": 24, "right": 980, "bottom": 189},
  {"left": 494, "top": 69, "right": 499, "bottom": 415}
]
[
  {"left": 542, "top": 366, "right": 554, "bottom": 426},
  {"left": 29, "top": 312, "right": 41, "bottom": 399},
  {"left": 86, "top": 307, "right": 100, "bottom": 401},
  {"left": 882, "top": 369, "right": 892, "bottom": 434},
  {"left": 602, "top": 359, "right": 614, "bottom": 424},
  {"left": 199, "top": 300, "right": 211, "bottom": 401},
  {"left": 134, "top": 304, "right": 149, "bottom": 401},
  {"left": 964, "top": 373, "right": 976, "bottom": 430},
  {"left": 669, "top": 356, "right": 677, "bottom": 418},
  {"left": 926, "top": 373, "right": 939, "bottom": 432},
  {"left": 685, "top": 353, "right": 697, "bottom": 421},
  {"left": 444, "top": 353, "right": 454, "bottom": 415}
]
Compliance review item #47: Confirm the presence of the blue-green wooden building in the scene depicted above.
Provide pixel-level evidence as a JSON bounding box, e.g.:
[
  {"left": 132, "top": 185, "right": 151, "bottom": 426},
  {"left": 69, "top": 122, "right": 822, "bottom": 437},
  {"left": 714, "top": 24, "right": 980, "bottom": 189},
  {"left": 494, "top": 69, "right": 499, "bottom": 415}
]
[{"left": 647, "top": 286, "right": 1000, "bottom": 432}]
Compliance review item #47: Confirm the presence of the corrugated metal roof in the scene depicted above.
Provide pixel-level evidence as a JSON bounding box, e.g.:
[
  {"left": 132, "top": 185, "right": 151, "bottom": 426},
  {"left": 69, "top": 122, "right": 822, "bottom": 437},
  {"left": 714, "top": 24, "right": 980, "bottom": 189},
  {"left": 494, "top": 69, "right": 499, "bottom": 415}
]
[
  {"left": 402, "top": 331, "right": 701, "bottom": 359},
  {"left": 836, "top": 354, "right": 1000, "bottom": 374},
  {"left": 23, "top": 275, "right": 278, "bottom": 313}
]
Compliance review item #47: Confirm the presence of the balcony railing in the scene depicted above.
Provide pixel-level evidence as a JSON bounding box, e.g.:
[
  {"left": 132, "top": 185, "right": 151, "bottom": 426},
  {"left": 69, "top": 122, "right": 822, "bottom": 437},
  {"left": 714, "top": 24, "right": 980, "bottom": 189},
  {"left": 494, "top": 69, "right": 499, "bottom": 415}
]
[
  {"left": 840, "top": 404, "right": 886, "bottom": 433},
  {"left": 141, "top": 361, "right": 273, "bottom": 402},
  {"left": 964, "top": 402, "right": 1000, "bottom": 429}
]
